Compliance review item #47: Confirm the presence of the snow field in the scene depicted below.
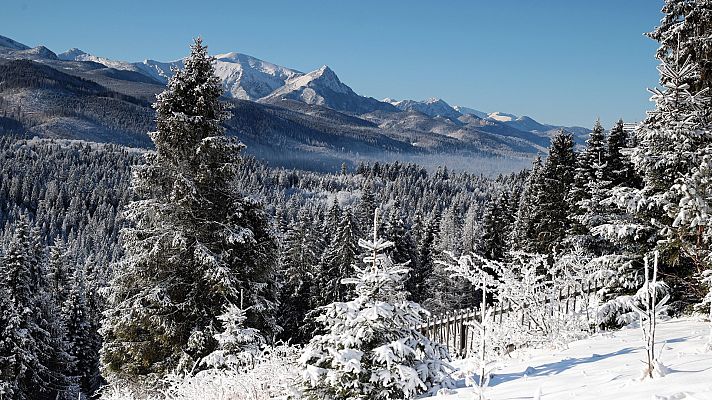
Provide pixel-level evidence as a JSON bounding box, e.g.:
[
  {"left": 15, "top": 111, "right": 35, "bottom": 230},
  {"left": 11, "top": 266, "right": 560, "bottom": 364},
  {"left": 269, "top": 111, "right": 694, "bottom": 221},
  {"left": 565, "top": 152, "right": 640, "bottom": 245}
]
[{"left": 436, "top": 318, "right": 712, "bottom": 400}]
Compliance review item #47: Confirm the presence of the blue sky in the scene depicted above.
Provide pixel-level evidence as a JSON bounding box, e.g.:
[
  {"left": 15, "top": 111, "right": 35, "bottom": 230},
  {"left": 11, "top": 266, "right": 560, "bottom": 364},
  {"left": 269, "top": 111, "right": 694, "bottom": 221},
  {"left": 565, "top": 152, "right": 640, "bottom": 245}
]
[{"left": 2, "top": 1, "right": 662, "bottom": 127}]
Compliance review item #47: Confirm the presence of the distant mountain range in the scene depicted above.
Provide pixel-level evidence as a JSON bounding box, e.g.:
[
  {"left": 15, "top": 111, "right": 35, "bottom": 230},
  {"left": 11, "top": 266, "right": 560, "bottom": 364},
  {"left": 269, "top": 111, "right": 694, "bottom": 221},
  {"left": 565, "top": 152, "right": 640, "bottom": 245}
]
[{"left": 0, "top": 34, "right": 591, "bottom": 173}]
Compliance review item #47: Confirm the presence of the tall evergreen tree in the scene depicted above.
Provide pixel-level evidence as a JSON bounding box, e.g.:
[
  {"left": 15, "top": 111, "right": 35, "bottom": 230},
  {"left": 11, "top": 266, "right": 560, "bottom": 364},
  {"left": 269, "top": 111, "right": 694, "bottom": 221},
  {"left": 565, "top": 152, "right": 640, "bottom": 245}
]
[
  {"left": 477, "top": 192, "right": 509, "bottom": 261},
  {"left": 317, "top": 208, "right": 359, "bottom": 305},
  {"left": 606, "top": 119, "right": 639, "bottom": 188},
  {"left": 101, "top": 38, "right": 278, "bottom": 377},
  {"left": 62, "top": 267, "right": 100, "bottom": 396},
  {"left": 277, "top": 210, "right": 320, "bottom": 343},
  {"left": 512, "top": 156, "right": 543, "bottom": 252},
  {"left": 0, "top": 219, "right": 71, "bottom": 399},
  {"left": 571, "top": 120, "right": 607, "bottom": 214},
  {"left": 647, "top": 0, "right": 712, "bottom": 91},
  {"left": 531, "top": 131, "right": 577, "bottom": 254}
]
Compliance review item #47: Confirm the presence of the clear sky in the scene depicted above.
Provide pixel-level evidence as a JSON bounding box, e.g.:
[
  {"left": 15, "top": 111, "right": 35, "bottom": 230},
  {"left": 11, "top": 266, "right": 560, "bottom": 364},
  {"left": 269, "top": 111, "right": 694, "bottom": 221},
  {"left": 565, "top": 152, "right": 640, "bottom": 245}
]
[{"left": 1, "top": 0, "right": 663, "bottom": 128}]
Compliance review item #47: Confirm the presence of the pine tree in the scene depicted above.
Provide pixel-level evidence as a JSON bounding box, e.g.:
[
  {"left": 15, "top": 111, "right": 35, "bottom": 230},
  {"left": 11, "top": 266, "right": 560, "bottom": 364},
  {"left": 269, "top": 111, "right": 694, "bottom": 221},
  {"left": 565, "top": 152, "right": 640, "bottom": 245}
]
[
  {"left": 0, "top": 219, "right": 71, "bottom": 399},
  {"left": 407, "top": 214, "right": 437, "bottom": 304},
  {"left": 101, "top": 38, "right": 278, "bottom": 377},
  {"left": 384, "top": 202, "right": 416, "bottom": 268},
  {"left": 477, "top": 192, "right": 510, "bottom": 261},
  {"left": 570, "top": 120, "right": 607, "bottom": 223},
  {"left": 647, "top": 0, "right": 712, "bottom": 91},
  {"left": 606, "top": 119, "right": 638, "bottom": 188},
  {"left": 512, "top": 156, "right": 544, "bottom": 252},
  {"left": 201, "top": 304, "right": 265, "bottom": 371},
  {"left": 62, "top": 267, "right": 100, "bottom": 396},
  {"left": 47, "top": 237, "right": 75, "bottom": 306},
  {"left": 317, "top": 209, "right": 359, "bottom": 305},
  {"left": 531, "top": 131, "right": 577, "bottom": 253},
  {"left": 632, "top": 55, "right": 712, "bottom": 277},
  {"left": 299, "top": 211, "right": 453, "bottom": 399},
  {"left": 277, "top": 211, "right": 319, "bottom": 344}
]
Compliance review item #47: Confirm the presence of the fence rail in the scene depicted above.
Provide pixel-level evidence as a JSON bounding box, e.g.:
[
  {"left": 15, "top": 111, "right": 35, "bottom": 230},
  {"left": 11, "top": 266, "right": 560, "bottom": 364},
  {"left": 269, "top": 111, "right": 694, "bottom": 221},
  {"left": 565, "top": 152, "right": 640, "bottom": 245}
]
[{"left": 418, "top": 279, "right": 605, "bottom": 358}]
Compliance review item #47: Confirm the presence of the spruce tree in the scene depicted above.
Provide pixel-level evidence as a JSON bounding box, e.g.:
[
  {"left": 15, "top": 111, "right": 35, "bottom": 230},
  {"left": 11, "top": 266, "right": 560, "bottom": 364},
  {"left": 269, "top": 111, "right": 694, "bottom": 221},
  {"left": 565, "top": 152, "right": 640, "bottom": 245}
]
[
  {"left": 512, "top": 156, "right": 544, "bottom": 252},
  {"left": 101, "top": 38, "right": 278, "bottom": 377},
  {"left": 570, "top": 120, "right": 607, "bottom": 219},
  {"left": 531, "top": 131, "right": 577, "bottom": 253},
  {"left": 0, "top": 219, "right": 71, "bottom": 399},
  {"left": 62, "top": 267, "right": 100, "bottom": 396},
  {"left": 606, "top": 119, "right": 638, "bottom": 188},
  {"left": 317, "top": 208, "right": 359, "bottom": 305},
  {"left": 647, "top": 0, "right": 712, "bottom": 91},
  {"left": 300, "top": 212, "right": 453, "bottom": 399},
  {"left": 277, "top": 211, "right": 319, "bottom": 343},
  {"left": 477, "top": 192, "right": 509, "bottom": 261}
]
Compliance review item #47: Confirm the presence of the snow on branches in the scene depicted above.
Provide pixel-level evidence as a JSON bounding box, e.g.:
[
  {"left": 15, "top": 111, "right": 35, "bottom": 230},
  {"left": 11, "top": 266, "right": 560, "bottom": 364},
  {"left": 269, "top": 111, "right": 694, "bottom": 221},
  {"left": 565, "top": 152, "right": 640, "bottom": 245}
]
[{"left": 299, "top": 210, "right": 453, "bottom": 399}]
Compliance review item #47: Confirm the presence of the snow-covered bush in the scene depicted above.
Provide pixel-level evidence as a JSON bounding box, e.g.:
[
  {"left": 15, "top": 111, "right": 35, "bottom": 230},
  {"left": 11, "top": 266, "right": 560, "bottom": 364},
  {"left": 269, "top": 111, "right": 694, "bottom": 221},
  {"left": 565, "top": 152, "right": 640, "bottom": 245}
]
[
  {"left": 299, "top": 212, "right": 453, "bottom": 399},
  {"left": 100, "top": 342, "right": 300, "bottom": 400}
]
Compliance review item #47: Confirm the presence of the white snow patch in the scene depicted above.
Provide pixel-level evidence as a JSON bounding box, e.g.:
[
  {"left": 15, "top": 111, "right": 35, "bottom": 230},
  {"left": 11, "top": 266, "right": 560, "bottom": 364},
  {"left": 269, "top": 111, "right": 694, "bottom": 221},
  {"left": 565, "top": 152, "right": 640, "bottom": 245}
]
[{"left": 436, "top": 318, "right": 712, "bottom": 399}]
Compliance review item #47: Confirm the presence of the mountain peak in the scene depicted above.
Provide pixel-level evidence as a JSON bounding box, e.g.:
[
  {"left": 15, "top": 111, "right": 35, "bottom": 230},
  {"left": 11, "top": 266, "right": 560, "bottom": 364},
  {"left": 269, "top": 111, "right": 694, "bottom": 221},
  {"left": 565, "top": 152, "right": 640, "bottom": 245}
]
[{"left": 58, "top": 48, "right": 88, "bottom": 61}]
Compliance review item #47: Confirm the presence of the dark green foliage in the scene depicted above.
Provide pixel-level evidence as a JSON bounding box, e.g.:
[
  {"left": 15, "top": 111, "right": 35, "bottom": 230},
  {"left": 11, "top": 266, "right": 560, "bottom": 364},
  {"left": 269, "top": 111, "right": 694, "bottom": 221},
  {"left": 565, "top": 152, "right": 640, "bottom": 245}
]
[
  {"left": 100, "top": 38, "right": 278, "bottom": 377},
  {"left": 531, "top": 130, "right": 577, "bottom": 253}
]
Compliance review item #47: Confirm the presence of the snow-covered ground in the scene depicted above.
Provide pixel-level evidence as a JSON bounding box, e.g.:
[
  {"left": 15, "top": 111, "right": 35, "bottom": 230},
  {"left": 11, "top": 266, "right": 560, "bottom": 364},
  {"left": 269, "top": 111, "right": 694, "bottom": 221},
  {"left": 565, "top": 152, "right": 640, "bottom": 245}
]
[{"left": 439, "top": 318, "right": 712, "bottom": 400}]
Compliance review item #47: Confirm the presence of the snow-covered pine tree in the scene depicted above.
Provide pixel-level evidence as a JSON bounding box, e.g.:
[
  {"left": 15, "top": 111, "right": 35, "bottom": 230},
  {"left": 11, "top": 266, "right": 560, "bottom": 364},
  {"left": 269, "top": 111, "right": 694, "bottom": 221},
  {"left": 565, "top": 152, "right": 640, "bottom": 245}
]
[
  {"left": 575, "top": 153, "right": 613, "bottom": 255},
  {"left": 0, "top": 218, "right": 71, "bottom": 399},
  {"left": 647, "top": 0, "right": 712, "bottom": 91},
  {"left": 385, "top": 202, "right": 417, "bottom": 269},
  {"left": 300, "top": 211, "right": 453, "bottom": 399},
  {"left": 62, "top": 266, "right": 100, "bottom": 396},
  {"left": 532, "top": 131, "right": 577, "bottom": 254},
  {"left": 317, "top": 208, "right": 359, "bottom": 305},
  {"left": 101, "top": 38, "right": 278, "bottom": 377},
  {"left": 630, "top": 50, "right": 712, "bottom": 286},
  {"left": 477, "top": 192, "right": 510, "bottom": 261},
  {"left": 606, "top": 119, "right": 639, "bottom": 188},
  {"left": 407, "top": 213, "right": 437, "bottom": 304},
  {"left": 47, "top": 236, "right": 75, "bottom": 306},
  {"left": 278, "top": 210, "right": 320, "bottom": 343},
  {"left": 569, "top": 120, "right": 607, "bottom": 236},
  {"left": 512, "top": 156, "right": 544, "bottom": 252}
]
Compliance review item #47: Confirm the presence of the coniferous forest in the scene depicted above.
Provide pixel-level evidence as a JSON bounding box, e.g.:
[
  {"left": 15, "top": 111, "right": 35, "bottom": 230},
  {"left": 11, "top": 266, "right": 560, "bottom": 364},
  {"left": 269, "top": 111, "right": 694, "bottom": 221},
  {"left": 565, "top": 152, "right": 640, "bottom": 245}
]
[{"left": 1, "top": 1, "right": 712, "bottom": 399}]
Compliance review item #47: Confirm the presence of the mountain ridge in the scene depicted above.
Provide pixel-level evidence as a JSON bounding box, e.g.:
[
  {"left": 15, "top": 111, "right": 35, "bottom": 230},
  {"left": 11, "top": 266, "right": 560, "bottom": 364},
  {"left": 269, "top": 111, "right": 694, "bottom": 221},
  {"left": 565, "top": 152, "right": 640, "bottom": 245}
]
[{"left": 0, "top": 34, "right": 590, "bottom": 173}]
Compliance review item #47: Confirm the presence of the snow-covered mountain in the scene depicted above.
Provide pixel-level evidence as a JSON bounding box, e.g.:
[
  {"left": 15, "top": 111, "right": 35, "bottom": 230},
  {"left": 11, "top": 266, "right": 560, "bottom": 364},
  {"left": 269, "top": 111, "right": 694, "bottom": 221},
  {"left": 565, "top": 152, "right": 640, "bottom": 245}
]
[
  {"left": 58, "top": 48, "right": 139, "bottom": 72},
  {"left": 0, "top": 33, "right": 594, "bottom": 171},
  {"left": 384, "top": 98, "right": 462, "bottom": 120},
  {"left": 261, "top": 65, "right": 396, "bottom": 114},
  {"left": 57, "top": 46, "right": 392, "bottom": 113},
  {"left": 453, "top": 105, "right": 488, "bottom": 119},
  {"left": 132, "top": 53, "right": 303, "bottom": 101}
]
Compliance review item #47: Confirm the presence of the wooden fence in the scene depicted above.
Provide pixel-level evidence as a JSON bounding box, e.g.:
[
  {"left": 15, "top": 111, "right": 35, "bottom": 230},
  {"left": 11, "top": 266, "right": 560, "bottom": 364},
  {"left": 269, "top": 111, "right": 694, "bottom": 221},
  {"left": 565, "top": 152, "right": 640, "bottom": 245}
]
[{"left": 417, "top": 279, "right": 605, "bottom": 358}]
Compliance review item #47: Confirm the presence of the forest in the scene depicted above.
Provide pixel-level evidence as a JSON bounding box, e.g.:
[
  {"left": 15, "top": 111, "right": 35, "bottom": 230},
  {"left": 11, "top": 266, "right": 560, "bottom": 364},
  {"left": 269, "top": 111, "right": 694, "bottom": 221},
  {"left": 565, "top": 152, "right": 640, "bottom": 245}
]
[{"left": 1, "top": 1, "right": 712, "bottom": 399}]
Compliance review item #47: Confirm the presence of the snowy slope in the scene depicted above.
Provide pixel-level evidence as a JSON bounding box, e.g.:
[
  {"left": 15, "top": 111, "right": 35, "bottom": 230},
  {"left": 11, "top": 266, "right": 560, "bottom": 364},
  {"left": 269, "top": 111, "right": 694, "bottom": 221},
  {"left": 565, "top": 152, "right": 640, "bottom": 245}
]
[
  {"left": 135, "top": 53, "right": 303, "bottom": 100},
  {"left": 438, "top": 318, "right": 712, "bottom": 400},
  {"left": 58, "top": 48, "right": 143, "bottom": 72},
  {"left": 488, "top": 111, "right": 518, "bottom": 122},
  {"left": 454, "top": 105, "right": 488, "bottom": 119},
  {"left": 262, "top": 65, "right": 396, "bottom": 114}
]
